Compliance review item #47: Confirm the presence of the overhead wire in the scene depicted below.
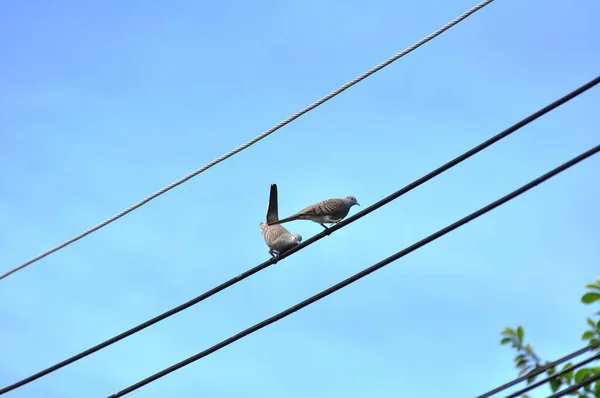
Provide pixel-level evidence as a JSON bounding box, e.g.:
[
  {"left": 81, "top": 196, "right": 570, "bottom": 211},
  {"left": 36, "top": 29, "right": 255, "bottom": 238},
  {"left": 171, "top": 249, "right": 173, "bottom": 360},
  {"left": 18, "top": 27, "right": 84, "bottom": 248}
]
[
  {"left": 505, "top": 353, "right": 600, "bottom": 398},
  {"left": 547, "top": 371, "right": 600, "bottom": 398},
  {"left": 0, "top": 0, "right": 496, "bottom": 281},
  {"left": 476, "top": 341, "right": 600, "bottom": 398},
  {"left": 2, "top": 74, "right": 598, "bottom": 395},
  {"left": 106, "top": 144, "right": 600, "bottom": 397}
]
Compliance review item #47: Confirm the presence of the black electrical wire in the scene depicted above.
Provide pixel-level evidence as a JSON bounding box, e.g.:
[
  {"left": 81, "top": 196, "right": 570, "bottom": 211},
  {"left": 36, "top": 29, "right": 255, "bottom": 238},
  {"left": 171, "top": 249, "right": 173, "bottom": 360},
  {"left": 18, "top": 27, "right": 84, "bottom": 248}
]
[
  {"left": 2, "top": 74, "right": 598, "bottom": 396},
  {"left": 506, "top": 353, "right": 600, "bottom": 398},
  {"left": 106, "top": 144, "right": 600, "bottom": 397},
  {"left": 476, "top": 341, "right": 600, "bottom": 397},
  {"left": 547, "top": 370, "right": 600, "bottom": 398}
]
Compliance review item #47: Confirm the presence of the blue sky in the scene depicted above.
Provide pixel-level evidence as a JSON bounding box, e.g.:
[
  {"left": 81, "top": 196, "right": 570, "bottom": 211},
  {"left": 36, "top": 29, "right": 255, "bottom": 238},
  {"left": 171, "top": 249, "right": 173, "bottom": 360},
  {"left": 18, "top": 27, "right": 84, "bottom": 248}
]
[{"left": 1, "top": 0, "right": 599, "bottom": 397}]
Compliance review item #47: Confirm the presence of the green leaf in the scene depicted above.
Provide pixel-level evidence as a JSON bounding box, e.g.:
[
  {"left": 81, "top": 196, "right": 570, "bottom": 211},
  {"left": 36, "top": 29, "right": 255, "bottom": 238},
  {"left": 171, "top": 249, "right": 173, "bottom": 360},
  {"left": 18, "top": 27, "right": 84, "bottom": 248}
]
[
  {"left": 550, "top": 378, "right": 561, "bottom": 392},
  {"left": 526, "top": 374, "right": 537, "bottom": 384},
  {"left": 517, "top": 326, "right": 524, "bottom": 341},
  {"left": 502, "top": 327, "right": 515, "bottom": 336},
  {"left": 563, "top": 362, "right": 574, "bottom": 371},
  {"left": 585, "top": 283, "right": 600, "bottom": 290},
  {"left": 547, "top": 366, "right": 556, "bottom": 376},
  {"left": 523, "top": 366, "right": 538, "bottom": 383},
  {"left": 597, "top": 320, "right": 600, "bottom": 333},
  {"left": 550, "top": 379, "right": 562, "bottom": 392},
  {"left": 519, "top": 366, "right": 530, "bottom": 376},
  {"left": 501, "top": 337, "right": 512, "bottom": 345},
  {"left": 563, "top": 370, "right": 574, "bottom": 384},
  {"left": 581, "top": 292, "right": 600, "bottom": 304},
  {"left": 514, "top": 355, "right": 526, "bottom": 366},
  {"left": 583, "top": 331, "right": 595, "bottom": 340},
  {"left": 588, "top": 318, "right": 596, "bottom": 328},
  {"left": 575, "top": 368, "right": 591, "bottom": 383},
  {"left": 517, "top": 359, "right": 528, "bottom": 368},
  {"left": 591, "top": 366, "right": 600, "bottom": 374},
  {"left": 585, "top": 283, "right": 600, "bottom": 291},
  {"left": 583, "top": 382, "right": 591, "bottom": 392}
]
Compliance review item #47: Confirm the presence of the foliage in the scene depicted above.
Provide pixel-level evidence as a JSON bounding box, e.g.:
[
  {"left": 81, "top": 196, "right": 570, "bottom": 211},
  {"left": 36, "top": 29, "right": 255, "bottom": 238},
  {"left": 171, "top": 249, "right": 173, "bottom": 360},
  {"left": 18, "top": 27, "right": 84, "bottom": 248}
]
[{"left": 500, "top": 278, "right": 600, "bottom": 397}]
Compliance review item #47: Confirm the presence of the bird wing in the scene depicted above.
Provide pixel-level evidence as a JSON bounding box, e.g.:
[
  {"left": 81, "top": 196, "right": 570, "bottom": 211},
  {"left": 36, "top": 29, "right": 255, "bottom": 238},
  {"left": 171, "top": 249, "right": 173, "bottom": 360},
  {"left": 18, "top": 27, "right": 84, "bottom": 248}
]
[
  {"left": 301, "top": 199, "right": 343, "bottom": 216},
  {"left": 263, "top": 224, "right": 289, "bottom": 245}
]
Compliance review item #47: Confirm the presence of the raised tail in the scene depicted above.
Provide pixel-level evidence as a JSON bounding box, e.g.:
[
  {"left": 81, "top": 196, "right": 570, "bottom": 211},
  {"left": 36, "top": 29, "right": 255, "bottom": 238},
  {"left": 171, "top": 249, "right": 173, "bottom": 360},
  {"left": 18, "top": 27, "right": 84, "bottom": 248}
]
[
  {"left": 267, "top": 214, "right": 299, "bottom": 226},
  {"left": 266, "top": 184, "right": 279, "bottom": 223}
]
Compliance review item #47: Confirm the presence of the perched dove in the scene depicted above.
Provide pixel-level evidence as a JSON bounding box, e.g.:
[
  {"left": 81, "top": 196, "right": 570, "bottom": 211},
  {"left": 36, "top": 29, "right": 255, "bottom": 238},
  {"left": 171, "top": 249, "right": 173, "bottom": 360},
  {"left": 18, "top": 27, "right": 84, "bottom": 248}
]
[
  {"left": 259, "top": 184, "right": 302, "bottom": 258},
  {"left": 267, "top": 195, "right": 360, "bottom": 229}
]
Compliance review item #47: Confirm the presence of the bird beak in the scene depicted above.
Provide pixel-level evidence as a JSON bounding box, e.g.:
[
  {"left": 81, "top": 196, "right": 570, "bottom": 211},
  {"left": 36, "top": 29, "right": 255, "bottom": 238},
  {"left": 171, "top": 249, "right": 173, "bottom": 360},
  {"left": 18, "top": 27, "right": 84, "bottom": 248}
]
[{"left": 356, "top": 202, "right": 361, "bottom": 206}]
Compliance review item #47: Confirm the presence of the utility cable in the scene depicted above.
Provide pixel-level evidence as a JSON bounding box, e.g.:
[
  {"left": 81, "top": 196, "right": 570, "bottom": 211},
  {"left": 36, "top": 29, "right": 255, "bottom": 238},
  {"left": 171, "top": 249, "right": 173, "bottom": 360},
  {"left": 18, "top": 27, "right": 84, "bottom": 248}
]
[
  {"left": 547, "top": 370, "right": 600, "bottom": 398},
  {"left": 476, "top": 341, "right": 600, "bottom": 398},
  {"left": 0, "top": 0, "right": 495, "bottom": 281},
  {"left": 506, "top": 353, "right": 600, "bottom": 398},
  {"left": 2, "top": 74, "right": 598, "bottom": 395},
  {"left": 106, "top": 144, "right": 600, "bottom": 397}
]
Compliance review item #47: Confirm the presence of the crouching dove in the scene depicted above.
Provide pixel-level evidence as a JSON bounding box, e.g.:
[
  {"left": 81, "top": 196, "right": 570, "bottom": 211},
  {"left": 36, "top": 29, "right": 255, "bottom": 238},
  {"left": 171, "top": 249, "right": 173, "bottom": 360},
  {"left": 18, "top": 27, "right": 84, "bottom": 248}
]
[
  {"left": 267, "top": 195, "right": 360, "bottom": 229},
  {"left": 259, "top": 183, "right": 302, "bottom": 258}
]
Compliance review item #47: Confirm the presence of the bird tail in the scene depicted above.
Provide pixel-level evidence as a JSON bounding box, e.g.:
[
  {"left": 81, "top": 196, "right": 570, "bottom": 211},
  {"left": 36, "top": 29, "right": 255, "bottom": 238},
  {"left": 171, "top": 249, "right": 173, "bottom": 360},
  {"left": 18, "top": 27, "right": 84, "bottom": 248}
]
[
  {"left": 266, "top": 184, "right": 279, "bottom": 223},
  {"left": 267, "top": 214, "right": 299, "bottom": 226}
]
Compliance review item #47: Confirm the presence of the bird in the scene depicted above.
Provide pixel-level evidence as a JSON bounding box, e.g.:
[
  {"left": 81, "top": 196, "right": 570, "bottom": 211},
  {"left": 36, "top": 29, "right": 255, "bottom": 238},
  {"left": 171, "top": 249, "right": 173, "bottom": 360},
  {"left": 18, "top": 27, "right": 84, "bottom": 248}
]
[
  {"left": 267, "top": 195, "right": 360, "bottom": 229},
  {"left": 259, "top": 184, "right": 303, "bottom": 258}
]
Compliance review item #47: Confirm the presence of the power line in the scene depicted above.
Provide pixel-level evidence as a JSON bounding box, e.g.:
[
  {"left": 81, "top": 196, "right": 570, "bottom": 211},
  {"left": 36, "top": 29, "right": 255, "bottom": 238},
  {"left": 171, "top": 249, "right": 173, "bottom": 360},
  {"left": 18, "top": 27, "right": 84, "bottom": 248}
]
[
  {"left": 476, "top": 341, "right": 600, "bottom": 398},
  {"left": 547, "top": 370, "right": 600, "bottom": 398},
  {"left": 106, "top": 144, "right": 600, "bottom": 397},
  {"left": 506, "top": 353, "right": 600, "bottom": 398},
  {"left": 2, "top": 74, "right": 598, "bottom": 395},
  {"left": 0, "top": 0, "right": 495, "bottom": 282}
]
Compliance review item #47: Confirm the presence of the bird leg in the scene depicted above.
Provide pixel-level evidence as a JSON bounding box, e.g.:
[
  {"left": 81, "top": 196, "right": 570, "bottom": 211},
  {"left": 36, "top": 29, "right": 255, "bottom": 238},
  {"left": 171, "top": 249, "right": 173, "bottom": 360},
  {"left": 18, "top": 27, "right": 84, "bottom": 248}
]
[
  {"left": 319, "top": 223, "right": 329, "bottom": 230},
  {"left": 269, "top": 249, "right": 281, "bottom": 257}
]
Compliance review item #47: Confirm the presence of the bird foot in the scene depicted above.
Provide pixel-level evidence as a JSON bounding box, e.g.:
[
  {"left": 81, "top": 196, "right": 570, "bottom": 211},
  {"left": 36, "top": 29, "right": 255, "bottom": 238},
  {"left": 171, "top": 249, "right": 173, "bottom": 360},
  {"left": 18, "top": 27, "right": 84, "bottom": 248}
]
[{"left": 321, "top": 223, "right": 336, "bottom": 236}]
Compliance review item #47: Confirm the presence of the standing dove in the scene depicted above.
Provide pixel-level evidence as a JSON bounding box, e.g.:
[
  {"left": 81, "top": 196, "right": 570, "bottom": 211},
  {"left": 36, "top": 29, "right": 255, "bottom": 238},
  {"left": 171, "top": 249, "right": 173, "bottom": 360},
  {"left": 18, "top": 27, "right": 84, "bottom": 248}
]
[
  {"left": 259, "top": 184, "right": 302, "bottom": 258},
  {"left": 267, "top": 195, "right": 360, "bottom": 229}
]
